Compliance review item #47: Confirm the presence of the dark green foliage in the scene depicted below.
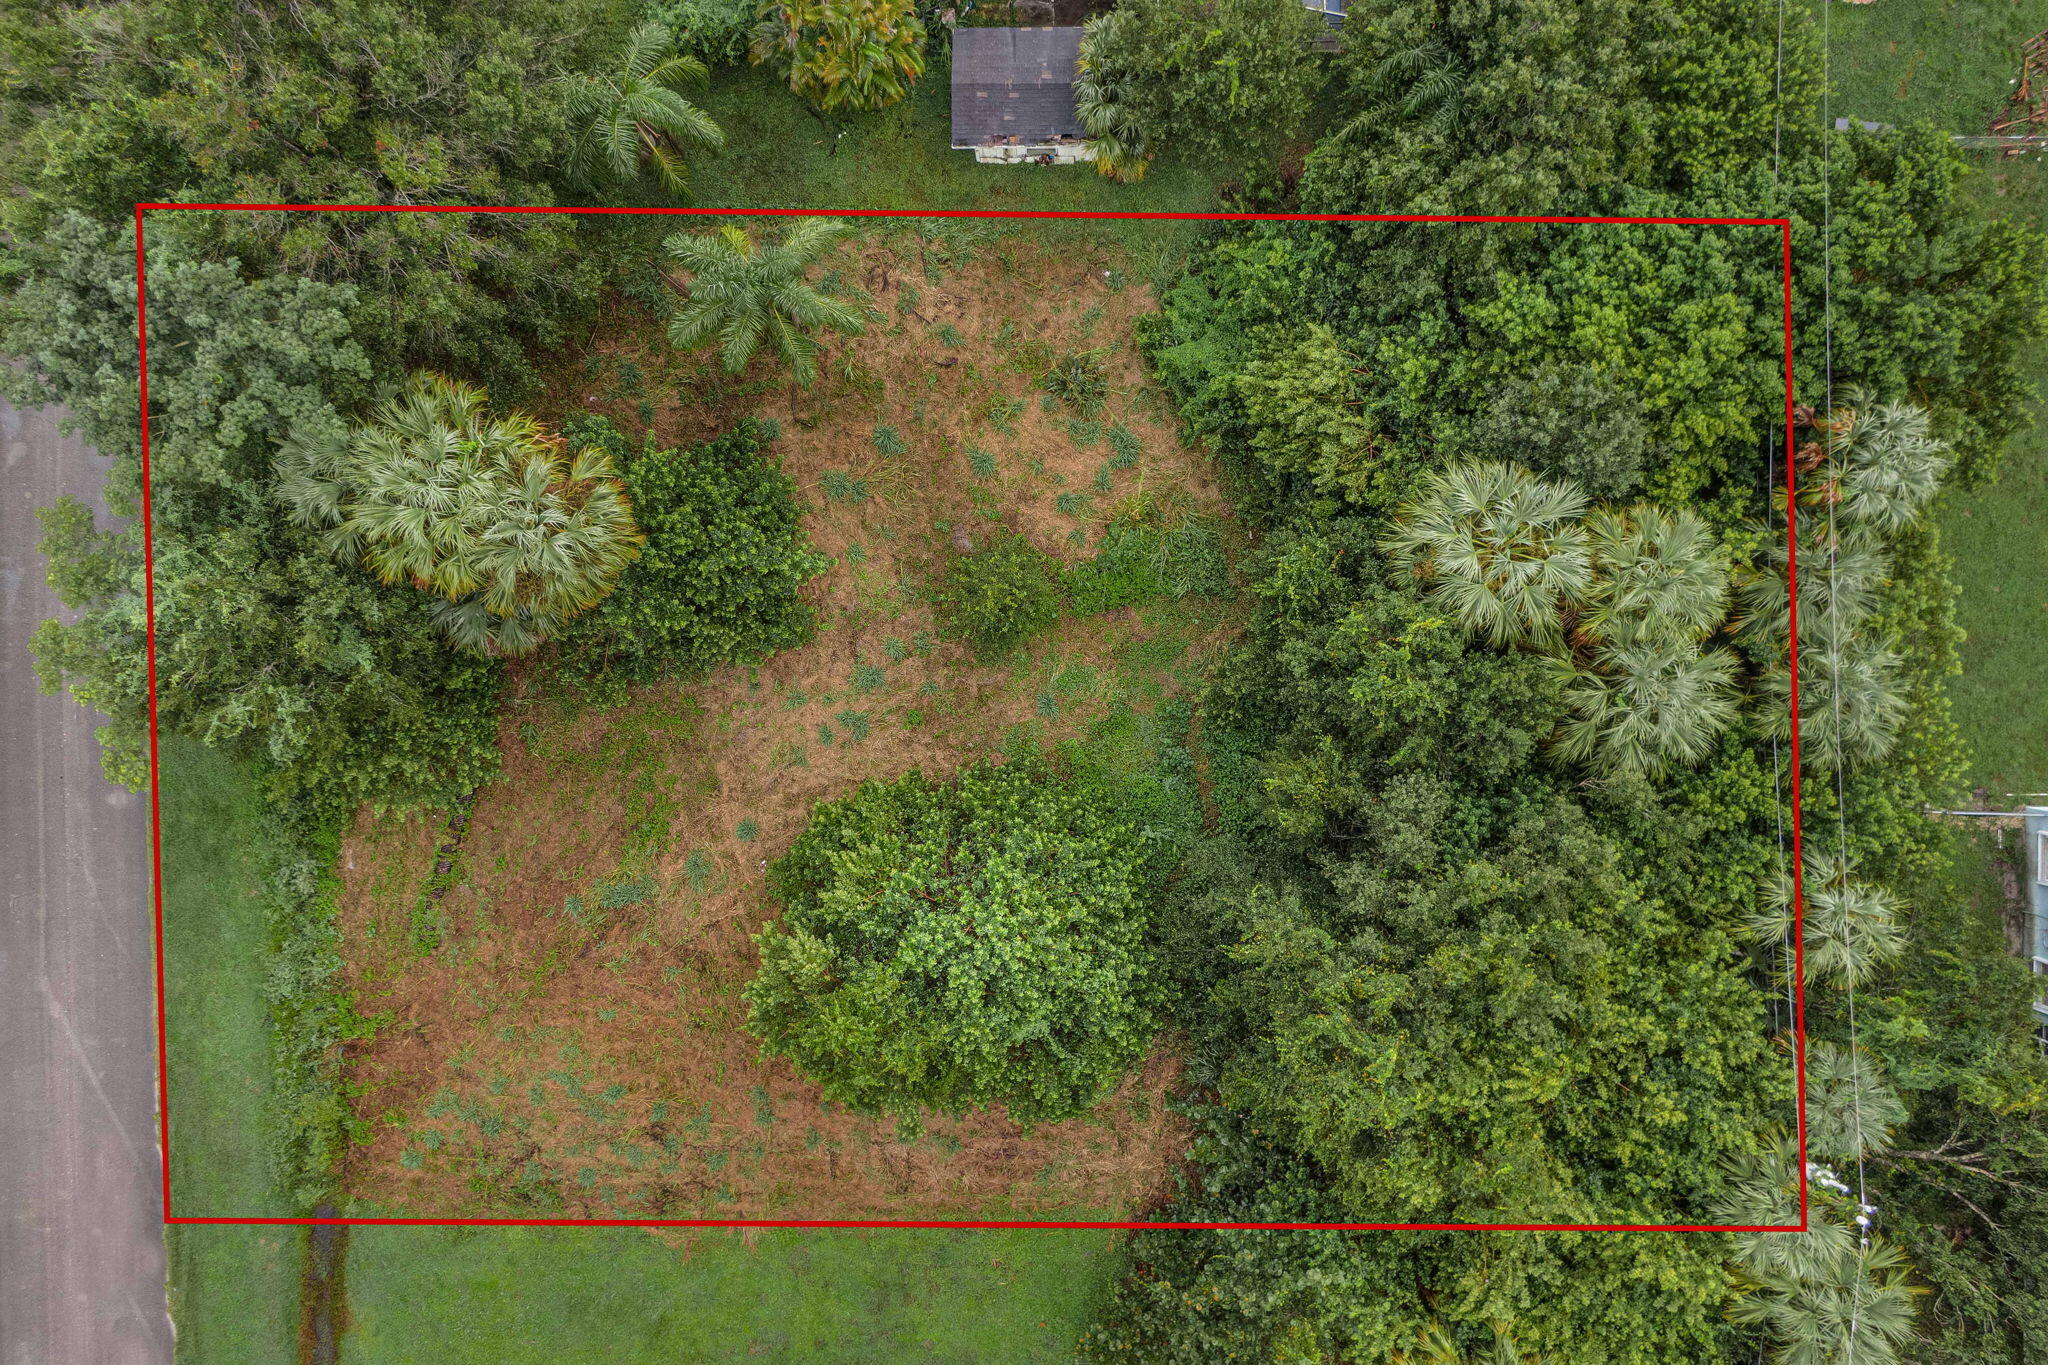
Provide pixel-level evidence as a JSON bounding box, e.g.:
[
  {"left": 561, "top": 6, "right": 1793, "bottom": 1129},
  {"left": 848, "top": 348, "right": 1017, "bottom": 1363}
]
[
  {"left": 0, "top": 0, "right": 619, "bottom": 390},
  {"left": 748, "top": 760, "right": 1157, "bottom": 1125},
  {"left": 1083, "top": 1122, "right": 1738, "bottom": 1363},
  {"left": 649, "top": 0, "right": 757, "bottom": 64},
  {"left": 1464, "top": 360, "right": 1649, "bottom": 499},
  {"left": 1216, "top": 802, "right": 1773, "bottom": 1224},
  {"left": 9, "top": 218, "right": 501, "bottom": 816},
  {"left": 934, "top": 529, "right": 1063, "bottom": 657},
  {"left": 260, "top": 802, "right": 365, "bottom": 1206},
  {"left": 560, "top": 417, "right": 828, "bottom": 688},
  {"left": 1073, "top": 0, "right": 1324, "bottom": 177}
]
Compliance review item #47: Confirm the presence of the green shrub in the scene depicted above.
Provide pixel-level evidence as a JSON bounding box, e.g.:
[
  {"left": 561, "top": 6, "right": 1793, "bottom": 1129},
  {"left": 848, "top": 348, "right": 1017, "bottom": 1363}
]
[
  {"left": 747, "top": 760, "right": 1158, "bottom": 1125},
  {"left": 647, "top": 0, "right": 755, "bottom": 64},
  {"left": 935, "top": 529, "right": 1063, "bottom": 657},
  {"left": 1041, "top": 351, "right": 1109, "bottom": 414},
  {"left": 820, "top": 469, "right": 870, "bottom": 504},
  {"left": 559, "top": 417, "right": 828, "bottom": 688},
  {"left": 1065, "top": 514, "right": 1231, "bottom": 615}
]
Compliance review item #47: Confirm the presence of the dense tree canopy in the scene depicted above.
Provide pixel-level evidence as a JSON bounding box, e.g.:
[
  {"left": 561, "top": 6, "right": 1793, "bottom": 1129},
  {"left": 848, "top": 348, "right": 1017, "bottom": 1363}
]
[{"left": 1074, "top": 0, "right": 1325, "bottom": 178}]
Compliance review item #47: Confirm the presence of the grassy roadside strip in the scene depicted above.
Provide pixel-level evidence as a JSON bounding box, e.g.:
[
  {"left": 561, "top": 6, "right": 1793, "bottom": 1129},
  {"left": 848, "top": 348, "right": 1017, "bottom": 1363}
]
[
  {"left": 160, "top": 737, "right": 300, "bottom": 1362},
  {"left": 337, "top": 1219, "right": 1121, "bottom": 1363}
]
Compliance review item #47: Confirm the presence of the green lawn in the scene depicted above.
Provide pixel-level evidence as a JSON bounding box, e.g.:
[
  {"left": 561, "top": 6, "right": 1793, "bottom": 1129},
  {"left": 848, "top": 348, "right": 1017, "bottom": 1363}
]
[
  {"left": 339, "top": 1222, "right": 1119, "bottom": 1363},
  {"left": 1822, "top": 0, "right": 2048, "bottom": 215},
  {"left": 686, "top": 62, "right": 1222, "bottom": 220},
  {"left": 1822, "top": 0, "right": 2044, "bottom": 132},
  {"left": 157, "top": 746, "right": 1130, "bottom": 1365},
  {"left": 159, "top": 737, "right": 301, "bottom": 1362},
  {"left": 1819, "top": 0, "right": 2048, "bottom": 797},
  {"left": 1938, "top": 339, "right": 2048, "bottom": 800}
]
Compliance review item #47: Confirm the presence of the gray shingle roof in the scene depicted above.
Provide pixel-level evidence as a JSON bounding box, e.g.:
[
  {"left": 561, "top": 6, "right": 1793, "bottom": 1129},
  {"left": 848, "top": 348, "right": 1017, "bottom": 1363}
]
[{"left": 950, "top": 27, "right": 1086, "bottom": 149}]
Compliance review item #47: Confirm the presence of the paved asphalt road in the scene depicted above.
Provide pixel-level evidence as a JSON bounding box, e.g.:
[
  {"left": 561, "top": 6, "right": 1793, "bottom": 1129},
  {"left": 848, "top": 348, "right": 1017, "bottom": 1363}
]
[{"left": 1, "top": 398, "right": 174, "bottom": 1364}]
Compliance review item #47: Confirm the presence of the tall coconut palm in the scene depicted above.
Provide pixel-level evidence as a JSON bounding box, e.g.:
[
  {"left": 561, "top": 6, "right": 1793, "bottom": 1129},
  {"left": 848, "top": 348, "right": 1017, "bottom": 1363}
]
[
  {"left": 276, "top": 372, "right": 642, "bottom": 656},
  {"left": 664, "top": 219, "right": 866, "bottom": 386},
  {"left": 1812, "top": 386, "right": 1952, "bottom": 535},
  {"left": 1747, "top": 850, "right": 1907, "bottom": 991},
  {"left": 1805, "top": 1040, "right": 1906, "bottom": 1163},
  {"left": 1383, "top": 461, "right": 1592, "bottom": 652},
  {"left": 1580, "top": 504, "right": 1730, "bottom": 646},
  {"left": 1074, "top": 12, "right": 1151, "bottom": 183},
  {"left": 1552, "top": 638, "right": 1741, "bottom": 780},
  {"left": 562, "top": 22, "right": 725, "bottom": 196}
]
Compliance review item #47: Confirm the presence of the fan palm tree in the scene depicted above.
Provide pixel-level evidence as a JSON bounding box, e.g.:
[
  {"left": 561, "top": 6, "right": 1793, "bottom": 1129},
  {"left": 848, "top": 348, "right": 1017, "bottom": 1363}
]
[
  {"left": 562, "top": 22, "right": 725, "bottom": 196},
  {"left": 1580, "top": 504, "right": 1730, "bottom": 647},
  {"left": 1552, "top": 638, "right": 1741, "bottom": 780},
  {"left": 1734, "top": 521, "right": 1889, "bottom": 649},
  {"left": 1757, "top": 627, "right": 1908, "bottom": 771},
  {"left": 1074, "top": 12, "right": 1151, "bottom": 183},
  {"left": 1714, "top": 1132, "right": 1922, "bottom": 1365},
  {"left": 1810, "top": 386, "right": 1952, "bottom": 535},
  {"left": 1805, "top": 1040, "right": 1906, "bottom": 1163},
  {"left": 275, "top": 372, "right": 642, "bottom": 656},
  {"left": 1728, "top": 1233, "right": 1922, "bottom": 1365},
  {"left": 1383, "top": 461, "right": 1593, "bottom": 652},
  {"left": 1711, "top": 1134, "right": 1854, "bottom": 1285},
  {"left": 1746, "top": 850, "right": 1907, "bottom": 991},
  {"left": 664, "top": 219, "right": 866, "bottom": 386}
]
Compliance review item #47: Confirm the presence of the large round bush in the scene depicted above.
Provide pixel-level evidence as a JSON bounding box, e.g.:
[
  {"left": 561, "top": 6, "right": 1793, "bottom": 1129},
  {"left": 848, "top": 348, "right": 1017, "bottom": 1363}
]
[{"left": 747, "top": 760, "right": 1157, "bottom": 1126}]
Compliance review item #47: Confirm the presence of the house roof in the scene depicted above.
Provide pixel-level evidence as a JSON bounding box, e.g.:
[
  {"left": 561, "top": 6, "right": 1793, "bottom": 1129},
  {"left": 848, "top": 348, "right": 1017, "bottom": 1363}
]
[{"left": 950, "top": 27, "right": 1086, "bottom": 149}]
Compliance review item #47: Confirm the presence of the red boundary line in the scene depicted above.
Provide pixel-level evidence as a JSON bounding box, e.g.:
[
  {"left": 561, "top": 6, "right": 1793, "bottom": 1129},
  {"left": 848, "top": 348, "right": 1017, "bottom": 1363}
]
[{"left": 135, "top": 201, "right": 1806, "bottom": 1233}]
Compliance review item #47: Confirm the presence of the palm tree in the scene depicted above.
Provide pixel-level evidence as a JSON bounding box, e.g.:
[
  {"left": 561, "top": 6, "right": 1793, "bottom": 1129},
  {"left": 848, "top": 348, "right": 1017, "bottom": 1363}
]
[
  {"left": 1727, "top": 1233, "right": 1922, "bottom": 1365},
  {"left": 1805, "top": 1040, "right": 1906, "bottom": 1163},
  {"left": 562, "top": 23, "right": 725, "bottom": 196},
  {"left": 749, "top": 0, "right": 926, "bottom": 114},
  {"left": 1392, "top": 1321, "right": 1550, "bottom": 1364},
  {"left": 1746, "top": 850, "right": 1907, "bottom": 991},
  {"left": 1552, "top": 638, "right": 1741, "bottom": 780},
  {"left": 1383, "top": 461, "right": 1593, "bottom": 652},
  {"left": 663, "top": 219, "right": 866, "bottom": 386},
  {"left": 1757, "top": 626, "right": 1908, "bottom": 770},
  {"left": 276, "top": 372, "right": 642, "bottom": 656},
  {"left": 1711, "top": 1135, "right": 1852, "bottom": 1284},
  {"left": 1364, "top": 39, "right": 1476, "bottom": 142},
  {"left": 1580, "top": 504, "right": 1729, "bottom": 647},
  {"left": 1714, "top": 1133, "right": 1922, "bottom": 1365},
  {"left": 1811, "top": 386, "right": 1952, "bottom": 535},
  {"left": 1074, "top": 12, "right": 1151, "bottom": 183},
  {"left": 1734, "top": 521, "right": 1889, "bottom": 650}
]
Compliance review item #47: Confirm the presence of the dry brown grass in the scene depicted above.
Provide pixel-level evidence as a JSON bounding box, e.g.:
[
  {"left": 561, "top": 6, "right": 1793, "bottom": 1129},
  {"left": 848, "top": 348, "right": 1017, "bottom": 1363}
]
[{"left": 333, "top": 228, "right": 1236, "bottom": 1220}]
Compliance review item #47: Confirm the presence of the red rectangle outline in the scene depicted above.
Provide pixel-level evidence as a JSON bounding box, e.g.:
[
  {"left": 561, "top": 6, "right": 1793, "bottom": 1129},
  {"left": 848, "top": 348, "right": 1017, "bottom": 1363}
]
[{"left": 135, "top": 202, "right": 1807, "bottom": 1232}]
